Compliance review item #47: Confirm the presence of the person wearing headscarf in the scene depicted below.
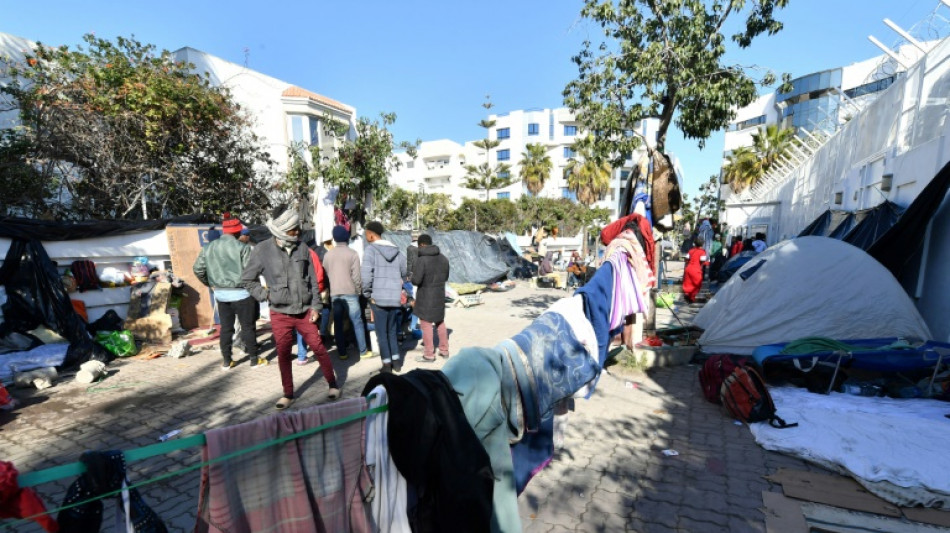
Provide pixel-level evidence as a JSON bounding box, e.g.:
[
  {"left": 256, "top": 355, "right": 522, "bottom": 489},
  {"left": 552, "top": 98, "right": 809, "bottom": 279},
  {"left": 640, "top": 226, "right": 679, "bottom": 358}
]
[
  {"left": 242, "top": 204, "right": 339, "bottom": 409},
  {"left": 683, "top": 236, "right": 709, "bottom": 303}
]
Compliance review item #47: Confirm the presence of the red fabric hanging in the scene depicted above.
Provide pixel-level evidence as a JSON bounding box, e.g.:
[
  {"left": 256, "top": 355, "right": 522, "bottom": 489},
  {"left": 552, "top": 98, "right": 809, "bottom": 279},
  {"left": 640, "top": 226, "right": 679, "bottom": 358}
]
[{"left": 0, "top": 461, "right": 58, "bottom": 532}]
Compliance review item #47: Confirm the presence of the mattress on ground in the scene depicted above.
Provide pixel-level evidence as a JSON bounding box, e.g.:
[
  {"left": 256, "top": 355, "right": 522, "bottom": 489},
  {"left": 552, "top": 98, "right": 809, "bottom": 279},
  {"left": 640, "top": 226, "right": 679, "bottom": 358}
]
[{"left": 752, "top": 337, "right": 950, "bottom": 372}]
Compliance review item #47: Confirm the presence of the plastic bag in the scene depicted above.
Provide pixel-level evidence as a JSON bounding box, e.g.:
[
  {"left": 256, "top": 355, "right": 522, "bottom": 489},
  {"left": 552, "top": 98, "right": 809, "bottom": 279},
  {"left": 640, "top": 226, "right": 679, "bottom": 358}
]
[
  {"left": 94, "top": 330, "right": 139, "bottom": 357},
  {"left": 130, "top": 257, "right": 150, "bottom": 282}
]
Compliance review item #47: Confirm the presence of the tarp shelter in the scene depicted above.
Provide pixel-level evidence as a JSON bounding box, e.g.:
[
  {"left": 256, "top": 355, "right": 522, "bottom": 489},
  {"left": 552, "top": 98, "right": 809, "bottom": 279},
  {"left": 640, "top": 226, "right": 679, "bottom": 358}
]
[
  {"left": 693, "top": 237, "right": 932, "bottom": 355},
  {"left": 796, "top": 202, "right": 904, "bottom": 250},
  {"left": 385, "top": 230, "right": 513, "bottom": 284},
  {"left": 797, "top": 210, "right": 851, "bottom": 238}
]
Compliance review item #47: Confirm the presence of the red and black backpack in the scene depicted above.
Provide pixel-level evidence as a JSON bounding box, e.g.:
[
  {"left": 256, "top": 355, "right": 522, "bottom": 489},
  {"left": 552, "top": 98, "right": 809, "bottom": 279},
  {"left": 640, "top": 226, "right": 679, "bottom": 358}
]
[
  {"left": 720, "top": 366, "right": 797, "bottom": 429},
  {"left": 699, "top": 354, "right": 745, "bottom": 404}
]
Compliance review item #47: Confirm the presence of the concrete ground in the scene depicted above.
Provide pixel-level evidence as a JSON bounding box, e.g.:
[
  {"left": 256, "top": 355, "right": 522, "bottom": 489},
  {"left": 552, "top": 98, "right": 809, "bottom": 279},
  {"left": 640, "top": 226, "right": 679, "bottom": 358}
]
[{"left": 3, "top": 279, "right": 827, "bottom": 532}]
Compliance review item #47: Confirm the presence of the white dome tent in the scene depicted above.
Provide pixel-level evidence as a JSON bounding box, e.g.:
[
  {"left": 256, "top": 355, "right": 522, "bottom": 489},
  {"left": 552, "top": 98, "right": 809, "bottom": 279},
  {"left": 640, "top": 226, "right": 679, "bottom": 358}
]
[{"left": 693, "top": 236, "right": 932, "bottom": 355}]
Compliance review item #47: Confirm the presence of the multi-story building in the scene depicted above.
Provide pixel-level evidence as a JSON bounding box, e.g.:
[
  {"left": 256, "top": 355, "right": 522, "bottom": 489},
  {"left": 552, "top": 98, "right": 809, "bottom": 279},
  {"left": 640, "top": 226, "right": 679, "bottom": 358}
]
[
  {"left": 722, "top": 45, "right": 922, "bottom": 168},
  {"left": 390, "top": 107, "right": 664, "bottom": 221}
]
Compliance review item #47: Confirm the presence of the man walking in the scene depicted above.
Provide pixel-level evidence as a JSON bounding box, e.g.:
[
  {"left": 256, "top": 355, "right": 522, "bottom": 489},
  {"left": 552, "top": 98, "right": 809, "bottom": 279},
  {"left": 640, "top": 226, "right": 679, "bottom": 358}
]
[
  {"left": 193, "top": 213, "right": 262, "bottom": 370},
  {"left": 361, "top": 221, "right": 406, "bottom": 373},
  {"left": 412, "top": 234, "right": 450, "bottom": 362},
  {"left": 242, "top": 205, "right": 340, "bottom": 409},
  {"left": 323, "top": 225, "right": 373, "bottom": 360}
]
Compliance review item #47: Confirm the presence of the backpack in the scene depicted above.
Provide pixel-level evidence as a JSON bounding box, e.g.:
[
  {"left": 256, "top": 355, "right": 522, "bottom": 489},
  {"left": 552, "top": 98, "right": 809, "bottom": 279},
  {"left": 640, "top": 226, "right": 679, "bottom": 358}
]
[
  {"left": 699, "top": 354, "right": 746, "bottom": 404},
  {"left": 70, "top": 260, "right": 101, "bottom": 293},
  {"left": 720, "top": 366, "right": 797, "bottom": 429}
]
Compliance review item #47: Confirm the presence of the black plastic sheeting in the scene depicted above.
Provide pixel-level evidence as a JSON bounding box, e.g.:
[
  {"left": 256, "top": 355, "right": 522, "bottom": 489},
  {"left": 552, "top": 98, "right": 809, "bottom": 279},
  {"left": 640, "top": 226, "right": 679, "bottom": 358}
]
[
  {"left": 869, "top": 159, "right": 950, "bottom": 278},
  {"left": 0, "top": 239, "right": 113, "bottom": 367},
  {"left": 0, "top": 214, "right": 218, "bottom": 241},
  {"left": 842, "top": 201, "right": 905, "bottom": 250},
  {"left": 827, "top": 213, "right": 857, "bottom": 240},
  {"left": 717, "top": 250, "right": 759, "bottom": 283},
  {"left": 798, "top": 210, "right": 852, "bottom": 238},
  {"left": 385, "top": 230, "right": 515, "bottom": 284}
]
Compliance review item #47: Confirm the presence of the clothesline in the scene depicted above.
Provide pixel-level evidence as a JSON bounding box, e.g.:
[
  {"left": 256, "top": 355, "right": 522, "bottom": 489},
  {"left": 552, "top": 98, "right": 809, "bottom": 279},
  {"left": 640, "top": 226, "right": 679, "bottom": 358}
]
[{"left": 6, "top": 401, "right": 388, "bottom": 528}]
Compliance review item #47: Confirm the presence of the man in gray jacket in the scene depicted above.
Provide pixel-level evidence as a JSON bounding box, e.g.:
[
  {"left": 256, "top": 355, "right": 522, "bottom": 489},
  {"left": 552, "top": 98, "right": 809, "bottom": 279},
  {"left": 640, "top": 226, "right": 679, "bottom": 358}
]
[
  {"left": 323, "top": 225, "right": 372, "bottom": 360},
  {"left": 194, "top": 213, "right": 261, "bottom": 370},
  {"left": 361, "top": 221, "right": 407, "bottom": 373},
  {"left": 242, "top": 205, "right": 340, "bottom": 409}
]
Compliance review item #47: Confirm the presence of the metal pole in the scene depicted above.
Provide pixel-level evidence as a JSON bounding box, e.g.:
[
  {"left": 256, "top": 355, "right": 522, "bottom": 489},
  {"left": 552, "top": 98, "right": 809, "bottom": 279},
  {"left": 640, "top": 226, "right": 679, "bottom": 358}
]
[
  {"left": 868, "top": 35, "right": 911, "bottom": 69},
  {"left": 883, "top": 18, "right": 929, "bottom": 54}
]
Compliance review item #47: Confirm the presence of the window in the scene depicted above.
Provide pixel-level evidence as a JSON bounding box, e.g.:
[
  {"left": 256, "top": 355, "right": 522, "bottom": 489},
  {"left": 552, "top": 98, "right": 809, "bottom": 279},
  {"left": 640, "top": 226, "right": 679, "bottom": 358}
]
[
  {"left": 728, "top": 115, "right": 767, "bottom": 132},
  {"left": 498, "top": 171, "right": 510, "bottom": 179},
  {"left": 528, "top": 123, "right": 539, "bottom": 136},
  {"left": 497, "top": 191, "right": 511, "bottom": 199},
  {"left": 564, "top": 125, "right": 578, "bottom": 136},
  {"left": 308, "top": 117, "right": 319, "bottom": 146},
  {"left": 561, "top": 187, "right": 577, "bottom": 201},
  {"left": 291, "top": 115, "right": 304, "bottom": 143},
  {"left": 563, "top": 147, "right": 576, "bottom": 158},
  {"left": 497, "top": 127, "right": 510, "bottom": 140},
  {"left": 844, "top": 76, "right": 896, "bottom": 98},
  {"left": 406, "top": 161, "right": 414, "bottom": 169},
  {"left": 497, "top": 149, "right": 510, "bottom": 161}
]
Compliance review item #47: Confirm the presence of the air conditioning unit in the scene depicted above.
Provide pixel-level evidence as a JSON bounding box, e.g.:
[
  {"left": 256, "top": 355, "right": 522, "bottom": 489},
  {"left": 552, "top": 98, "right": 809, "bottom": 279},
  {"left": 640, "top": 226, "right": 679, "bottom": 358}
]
[{"left": 881, "top": 173, "right": 893, "bottom": 192}]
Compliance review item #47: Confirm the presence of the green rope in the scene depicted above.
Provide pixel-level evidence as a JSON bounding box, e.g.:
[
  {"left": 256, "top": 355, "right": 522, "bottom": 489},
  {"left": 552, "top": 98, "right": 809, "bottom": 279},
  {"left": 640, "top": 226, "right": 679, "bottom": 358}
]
[{"left": 6, "top": 403, "right": 387, "bottom": 528}]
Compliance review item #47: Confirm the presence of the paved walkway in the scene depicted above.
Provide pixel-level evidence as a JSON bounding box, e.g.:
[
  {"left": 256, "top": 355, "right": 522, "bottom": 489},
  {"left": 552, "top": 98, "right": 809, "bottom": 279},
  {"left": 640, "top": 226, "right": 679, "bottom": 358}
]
[{"left": 2, "top": 281, "right": 825, "bottom": 532}]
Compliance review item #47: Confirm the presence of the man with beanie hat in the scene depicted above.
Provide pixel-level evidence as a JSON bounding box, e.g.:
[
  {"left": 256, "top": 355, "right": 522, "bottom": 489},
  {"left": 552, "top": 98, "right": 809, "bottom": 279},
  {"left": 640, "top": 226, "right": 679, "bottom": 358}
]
[
  {"left": 194, "top": 213, "right": 261, "bottom": 370},
  {"left": 323, "top": 225, "right": 372, "bottom": 359},
  {"left": 361, "top": 221, "right": 407, "bottom": 373},
  {"left": 242, "top": 204, "right": 340, "bottom": 408}
]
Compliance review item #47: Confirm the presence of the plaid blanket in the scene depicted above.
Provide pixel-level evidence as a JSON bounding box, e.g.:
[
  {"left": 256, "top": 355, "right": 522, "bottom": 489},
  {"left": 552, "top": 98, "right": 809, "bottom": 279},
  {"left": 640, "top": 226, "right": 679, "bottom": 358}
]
[{"left": 195, "top": 398, "right": 374, "bottom": 533}]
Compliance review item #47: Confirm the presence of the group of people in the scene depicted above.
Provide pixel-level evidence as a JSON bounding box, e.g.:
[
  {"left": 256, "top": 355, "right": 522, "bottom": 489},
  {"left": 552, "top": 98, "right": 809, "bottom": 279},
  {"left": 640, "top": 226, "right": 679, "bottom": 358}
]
[
  {"left": 193, "top": 206, "right": 451, "bottom": 410},
  {"left": 682, "top": 225, "right": 769, "bottom": 302}
]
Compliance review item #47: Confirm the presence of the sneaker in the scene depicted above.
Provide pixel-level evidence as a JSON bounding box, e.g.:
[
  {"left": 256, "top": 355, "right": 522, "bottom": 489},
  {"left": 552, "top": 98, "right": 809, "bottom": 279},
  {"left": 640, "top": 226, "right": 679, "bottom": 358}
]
[
  {"left": 275, "top": 396, "right": 295, "bottom": 410},
  {"left": 415, "top": 355, "right": 437, "bottom": 363},
  {"left": 295, "top": 358, "right": 309, "bottom": 366},
  {"left": 221, "top": 361, "right": 236, "bottom": 371},
  {"left": 338, "top": 352, "right": 349, "bottom": 361},
  {"left": 393, "top": 359, "right": 403, "bottom": 372},
  {"left": 361, "top": 351, "right": 377, "bottom": 360},
  {"left": 327, "top": 387, "right": 340, "bottom": 401},
  {"left": 380, "top": 363, "right": 393, "bottom": 374},
  {"left": 251, "top": 357, "right": 269, "bottom": 368}
]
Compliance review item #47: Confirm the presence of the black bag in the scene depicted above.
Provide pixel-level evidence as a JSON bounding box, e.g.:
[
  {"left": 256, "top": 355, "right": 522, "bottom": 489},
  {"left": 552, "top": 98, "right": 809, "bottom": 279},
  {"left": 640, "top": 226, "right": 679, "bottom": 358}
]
[{"left": 537, "top": 277, "right": 556, "bottom": 289}]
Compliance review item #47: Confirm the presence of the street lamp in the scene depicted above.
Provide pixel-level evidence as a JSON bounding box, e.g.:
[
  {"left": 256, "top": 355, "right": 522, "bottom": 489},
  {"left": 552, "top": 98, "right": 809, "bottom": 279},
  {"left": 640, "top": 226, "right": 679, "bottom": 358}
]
[{"left": 416, "top": 183, "right": 424, "bottom": 230}]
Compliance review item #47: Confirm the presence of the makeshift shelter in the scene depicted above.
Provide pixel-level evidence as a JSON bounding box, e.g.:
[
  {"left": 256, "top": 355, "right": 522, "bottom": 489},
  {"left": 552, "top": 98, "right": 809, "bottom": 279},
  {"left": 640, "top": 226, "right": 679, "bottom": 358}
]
[
  {"left": 694, "top": 236, "right": 932, "bottom": 355},
  {"left": 797, "top": 209, "right": 851, "bottom": 238},
  {"left": 386, "top": 230, "right": 513, "bottom": 284}
]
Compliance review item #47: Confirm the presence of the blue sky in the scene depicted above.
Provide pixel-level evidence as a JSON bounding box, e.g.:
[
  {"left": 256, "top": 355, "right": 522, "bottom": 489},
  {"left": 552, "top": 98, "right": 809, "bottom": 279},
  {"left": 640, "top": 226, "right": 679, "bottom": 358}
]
[{"left": 5, "top": 0, "right": 947, "bottom": 200}]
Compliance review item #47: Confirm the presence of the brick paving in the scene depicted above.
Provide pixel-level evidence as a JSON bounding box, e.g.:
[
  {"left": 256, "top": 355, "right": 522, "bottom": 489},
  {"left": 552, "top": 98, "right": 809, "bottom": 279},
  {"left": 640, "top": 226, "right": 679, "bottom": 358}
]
[{"left": 1, "top": 281, "right": 829, "bottom": 532}]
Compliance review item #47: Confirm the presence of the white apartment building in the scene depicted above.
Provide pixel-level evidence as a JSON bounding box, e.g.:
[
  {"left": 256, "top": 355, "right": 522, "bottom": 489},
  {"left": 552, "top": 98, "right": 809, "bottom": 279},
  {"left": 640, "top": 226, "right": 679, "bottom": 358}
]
[
  {"left": 390, "top": 108, "right": 663, "bottom": 222},
  {"left": 172, "top": 47, "right": 357, "bottom": 175}
]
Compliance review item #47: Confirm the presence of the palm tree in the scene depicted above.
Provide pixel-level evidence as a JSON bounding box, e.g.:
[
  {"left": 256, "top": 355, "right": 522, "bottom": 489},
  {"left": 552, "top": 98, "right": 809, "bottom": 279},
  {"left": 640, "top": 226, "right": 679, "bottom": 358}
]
[
  {"left": 752, "top": 124, "right": 796, "bottom": 173},
  {"left": 565, "top": 145, "right": 612, "bottom": 206},
  {"left": 722, "top": 146, "right": 762, "bottom": 193},
  {"left": 463, "top": 162, "right": 513, "bottom": 200},
  {"left": 520, "top": 143, "right": 553, "bottom": 196}
]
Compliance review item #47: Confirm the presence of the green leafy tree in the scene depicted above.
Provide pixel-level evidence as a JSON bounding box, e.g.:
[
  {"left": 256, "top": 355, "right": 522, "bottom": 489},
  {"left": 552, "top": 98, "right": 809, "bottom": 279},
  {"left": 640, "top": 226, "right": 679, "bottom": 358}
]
[
  {"left": 418, "top": 192, "right": 454, "bottom": 230},
  {"left": 377, "top": 187, "right": 418, "bottom": 230},
  {"left": 308, "top": 112, "right": 418, "bottom": 226},
  {"left": 564, "top": 0, "right": 791, "bottom": 164},
  {"left": 464, "top": 96, "right": 516, "bottom": 199},
  {"left": 2, "top": 34, "right": 275, "bottom": 219},
  {"left": 0, "top": 129, "right": 65, "bottom": 218},
  {"left": 519, "top": 143, "right": 553, "bottom": 196},
  {"left": 565, "top": 142, "right": 612, "bottom": 206},
  {"left": 696, "top": 175, "right": 725, "bottom": 221}
]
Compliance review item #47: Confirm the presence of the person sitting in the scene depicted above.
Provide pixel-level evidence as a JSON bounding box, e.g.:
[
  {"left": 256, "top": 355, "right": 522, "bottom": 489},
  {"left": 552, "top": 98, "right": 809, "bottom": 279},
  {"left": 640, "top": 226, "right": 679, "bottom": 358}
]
[{"left": 566, "top": 251, "right": 587, "bottom": 288}]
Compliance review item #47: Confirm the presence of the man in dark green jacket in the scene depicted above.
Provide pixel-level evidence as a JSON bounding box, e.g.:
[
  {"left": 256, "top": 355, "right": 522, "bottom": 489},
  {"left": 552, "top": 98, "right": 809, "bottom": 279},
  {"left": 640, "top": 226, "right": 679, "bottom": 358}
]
[{"left": 193, "top": 213, "right": 262, "bottom": 370}]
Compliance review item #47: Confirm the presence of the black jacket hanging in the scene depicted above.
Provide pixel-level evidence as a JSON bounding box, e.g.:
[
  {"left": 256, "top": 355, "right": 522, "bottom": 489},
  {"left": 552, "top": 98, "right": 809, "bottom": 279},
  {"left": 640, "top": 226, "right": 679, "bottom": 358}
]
[
  {"left": 58, "top": 450, "right": 167, "bottom": 533},
  {"left": 363, "top": 370, "right": 494, "bottom": 533}
]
